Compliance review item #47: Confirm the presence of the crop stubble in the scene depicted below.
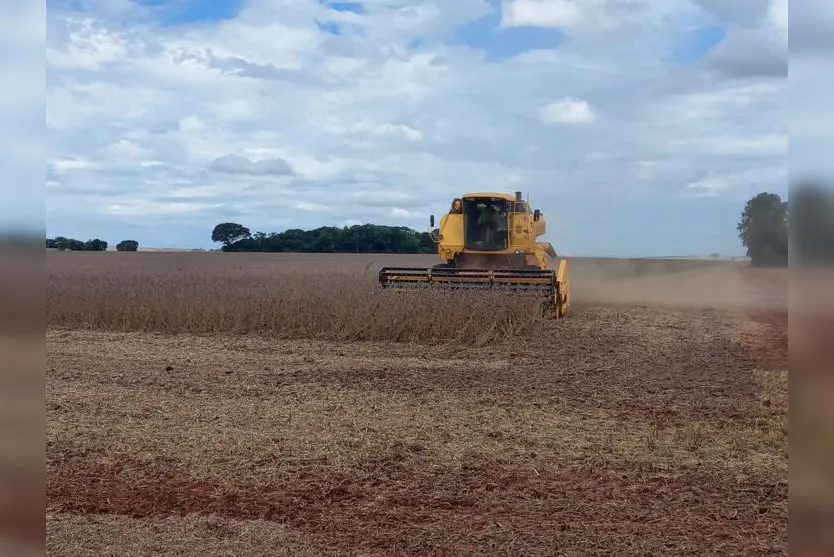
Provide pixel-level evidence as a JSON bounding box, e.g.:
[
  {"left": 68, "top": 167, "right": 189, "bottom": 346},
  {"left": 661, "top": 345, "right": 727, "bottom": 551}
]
[{"left": 45, "top": 253, "right": 787, "bottom": 556}]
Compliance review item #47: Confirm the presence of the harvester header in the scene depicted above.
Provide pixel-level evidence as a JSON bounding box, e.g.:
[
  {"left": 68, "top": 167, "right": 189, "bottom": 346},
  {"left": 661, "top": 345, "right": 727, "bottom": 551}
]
[{"left": 378, "top": 191, "right": 570, "bottom": 318}]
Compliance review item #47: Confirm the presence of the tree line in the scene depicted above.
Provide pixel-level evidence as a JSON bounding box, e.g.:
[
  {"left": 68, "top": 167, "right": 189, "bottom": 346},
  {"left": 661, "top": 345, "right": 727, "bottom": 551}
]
[
  {"left": 46, "top": 237, "right": 139, "bottom": 251},
  {"left": 211, "top": 222, "right": 437, "bottom": 254},
  {"left": 42, "top": 182, "right": 834, "bottom": 264},
  {"left": 217, "top": 183, "right": 834, "bottom": 266}
]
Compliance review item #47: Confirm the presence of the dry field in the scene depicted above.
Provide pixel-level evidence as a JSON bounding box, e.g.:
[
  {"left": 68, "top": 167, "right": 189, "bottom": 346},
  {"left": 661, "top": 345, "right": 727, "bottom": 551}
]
[{"left": 43, "top": 252, "right": 788, "bottom": 556}]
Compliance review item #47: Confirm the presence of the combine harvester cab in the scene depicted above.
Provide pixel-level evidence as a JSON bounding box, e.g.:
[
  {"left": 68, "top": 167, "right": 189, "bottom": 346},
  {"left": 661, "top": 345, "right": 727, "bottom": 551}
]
[{"left": 378, "top": 191, "right": 571, "bottom": 318}]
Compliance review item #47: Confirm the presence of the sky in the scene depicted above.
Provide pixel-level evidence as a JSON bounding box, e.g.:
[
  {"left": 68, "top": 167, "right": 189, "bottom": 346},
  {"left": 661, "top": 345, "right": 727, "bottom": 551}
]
[{"left": 36, "top": 0, "right": 809, "bottom": 256}]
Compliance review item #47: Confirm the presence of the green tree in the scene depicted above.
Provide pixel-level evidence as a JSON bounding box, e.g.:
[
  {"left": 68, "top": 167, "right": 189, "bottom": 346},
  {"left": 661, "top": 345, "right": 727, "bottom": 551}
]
[
  {"left": 67, "top": 239, "right": 85, "bottom": 251},
  {"left": 737, "top": 192, "right": 788, "bottom": 267},
  {"left": 48, "top": 236, "right": 107, "bottom": 251},
  {"left": 52, "top": 236, "right": 74, "bottom": 250},
  {"left": 116, "top": 240, "right": 139, "bottom": 251},
  {"left": 83, "top": 238, "right": 108, "bottom": 251},
  {"left": 210, "top": 222, "right": 439, "bottom": 254},
  {"left": 211, "top": 222, "right": 251, "bottom": 250}
]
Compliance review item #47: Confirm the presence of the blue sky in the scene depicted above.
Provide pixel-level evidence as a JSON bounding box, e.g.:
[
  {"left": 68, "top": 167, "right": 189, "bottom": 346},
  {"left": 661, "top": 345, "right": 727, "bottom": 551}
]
[{"left": 44, "top": 0, "right": 791, "bottom": 256}]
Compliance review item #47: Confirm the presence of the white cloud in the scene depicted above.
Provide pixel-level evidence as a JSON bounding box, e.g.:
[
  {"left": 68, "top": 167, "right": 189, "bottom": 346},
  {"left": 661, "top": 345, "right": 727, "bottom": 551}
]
[
  {"left": 350, "top": 191, "right": 426, "bottom": 208},
  {"left": 104, "top": 139, "right": 153, "bottom": 161},
  {"left": 501, "top": 0, "right": 582, "bottom": 29},
  {"left": 538, "top": 98, "right": 595, "bottom": 124},
  {"left": 50, "top": 158, "right": 101, "bottom": 173},
  {"left": 680, "top": 166, "right": 788, "bottom": 199},
  {"left": 295, "top": 201, "right": 329, "bottom": 212},
  {"left": 41, "top": 0, "right": 790, "bottom": 254},
  {"left": 208, "top": 154, "right": 294, "bottom": 176},
  {"left": 348, "top": 121, "right": 424, "bottom": 141},
  {"left": 499, "top": 0, "right": 694, "bottom": 36},
  {"left": 769, "top": 0, "right": 787, "bottom": 42},
  {"left": 46, "top": 18, "right": 132, "bottom": 71},
  {"left": 105, "top": 199, "right": 223, "bottom": 216},
  {"left": 390, "top": 208, "right": 418, "bottom": 218},
  {"left": 179, "top": 116, "right": 204, "bottom": 132}
]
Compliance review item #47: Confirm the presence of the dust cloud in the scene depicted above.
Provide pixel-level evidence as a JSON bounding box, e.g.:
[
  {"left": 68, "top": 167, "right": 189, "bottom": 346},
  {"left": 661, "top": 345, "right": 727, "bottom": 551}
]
[{"left": 565, "top": 257, "right": 786, "bottom": 312}]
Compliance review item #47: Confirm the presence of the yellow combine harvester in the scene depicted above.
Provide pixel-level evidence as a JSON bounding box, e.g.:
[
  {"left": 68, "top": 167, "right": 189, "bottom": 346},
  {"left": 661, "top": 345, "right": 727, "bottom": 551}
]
[{"left": 378, "top": 191, "right": 570, "bottom": 317}]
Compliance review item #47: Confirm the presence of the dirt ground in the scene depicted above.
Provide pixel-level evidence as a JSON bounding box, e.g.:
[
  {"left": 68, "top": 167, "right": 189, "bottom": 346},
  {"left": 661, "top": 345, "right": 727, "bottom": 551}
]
[{"left": 42, "top": 255, "right": 788, "bottom": 556}]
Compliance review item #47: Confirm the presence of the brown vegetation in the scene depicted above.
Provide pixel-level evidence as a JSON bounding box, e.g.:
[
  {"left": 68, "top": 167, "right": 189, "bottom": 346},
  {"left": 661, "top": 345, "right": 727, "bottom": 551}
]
[
  {"left": 47, "top": 252, "right": 545, "bottom": 344},
  {"left": 44, "top": 253, "right": 788, "bottom": 556}
]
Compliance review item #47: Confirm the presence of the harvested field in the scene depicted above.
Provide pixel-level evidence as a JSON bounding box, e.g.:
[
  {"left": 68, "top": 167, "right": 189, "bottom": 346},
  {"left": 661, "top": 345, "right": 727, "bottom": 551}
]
[{"left": 43, "top": 253, "right": 788, "bottom": 556}]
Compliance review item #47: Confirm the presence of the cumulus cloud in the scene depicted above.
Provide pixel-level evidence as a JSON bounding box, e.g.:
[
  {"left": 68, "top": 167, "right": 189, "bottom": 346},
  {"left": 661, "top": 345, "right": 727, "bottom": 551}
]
[
  {"left": 42, "top": 0, "right": 790, "bottom": 255},
  {"left": 294, "top": 201, "right": 329, "bottom": 212},
  {"left": 693, "top": 0, "right": 787, "bottom": 79},
  {"left": 49, "top": 158, "right": 103, "bottom": 174},
  {"left": 105, "top": 199, "right": 224, "bottom": 217},
  {"left": 208, "top": 154, "right": 294, "bottom": 176},
  {"left": 700, "top": 28, "right": 786, "bottom": 78},
  {"left": 789, "top": 0, "right": 834, "bottom": 54},
  {"left": 208, "top": 55, "right": 337, "bottom": 86},
  {"left": 768, "top": 0, "right": 787, "bottom": 42},
  {"left": 692, "top": 0, "right": 772, "bottom": 27},
  {"left": 538, "top": 98, "right": 595, "bottom": 125},
  {"left": 499, "top": 0, "right": 687, "bottom": 37},
  {"left": 348, "top": 121, "right": 424, "bottom": 141},
  {"left": 501, "top": 0, "right": 583, "bottom": 29},
  {"left": 679, "top": 166, "right": 788, "bottom": 199},
  {"left": 390, "top": 207, "right": 419, "bottom": 218},
  {"left": 350, "top": 191, "right": 427, "bottom": 208}
]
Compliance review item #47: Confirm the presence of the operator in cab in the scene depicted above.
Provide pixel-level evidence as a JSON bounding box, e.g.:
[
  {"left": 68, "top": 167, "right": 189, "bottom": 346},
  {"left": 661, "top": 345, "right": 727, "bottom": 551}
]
[{"left": 476, "top": 202, "right": 507, "bottom": 245}]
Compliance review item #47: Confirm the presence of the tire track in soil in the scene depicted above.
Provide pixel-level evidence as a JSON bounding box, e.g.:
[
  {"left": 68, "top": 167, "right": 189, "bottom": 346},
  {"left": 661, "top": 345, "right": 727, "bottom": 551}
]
[
  {"left": 47, "top": 451, "right": 787, "bottom": 556},
  {"left": 45, "top": 264, "right": 789, "bottom": 556},
  {"left": 297, "top": 304, "right": 763, "bottom": 424}
]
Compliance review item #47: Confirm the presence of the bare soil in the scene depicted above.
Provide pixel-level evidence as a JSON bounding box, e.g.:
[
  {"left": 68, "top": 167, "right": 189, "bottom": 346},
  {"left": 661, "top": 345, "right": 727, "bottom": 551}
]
[{"left": 43, "top": 254, "right": 787, "bottom": 556}]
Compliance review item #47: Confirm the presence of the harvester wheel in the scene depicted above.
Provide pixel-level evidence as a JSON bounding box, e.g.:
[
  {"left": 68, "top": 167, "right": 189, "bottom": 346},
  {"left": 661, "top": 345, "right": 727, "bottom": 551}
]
[
  {"left": 555, "top": 291, "right": 568, "bottom": 318},
  {"left": 553, "top": 258, "right": 570, "bottom": 318}
]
